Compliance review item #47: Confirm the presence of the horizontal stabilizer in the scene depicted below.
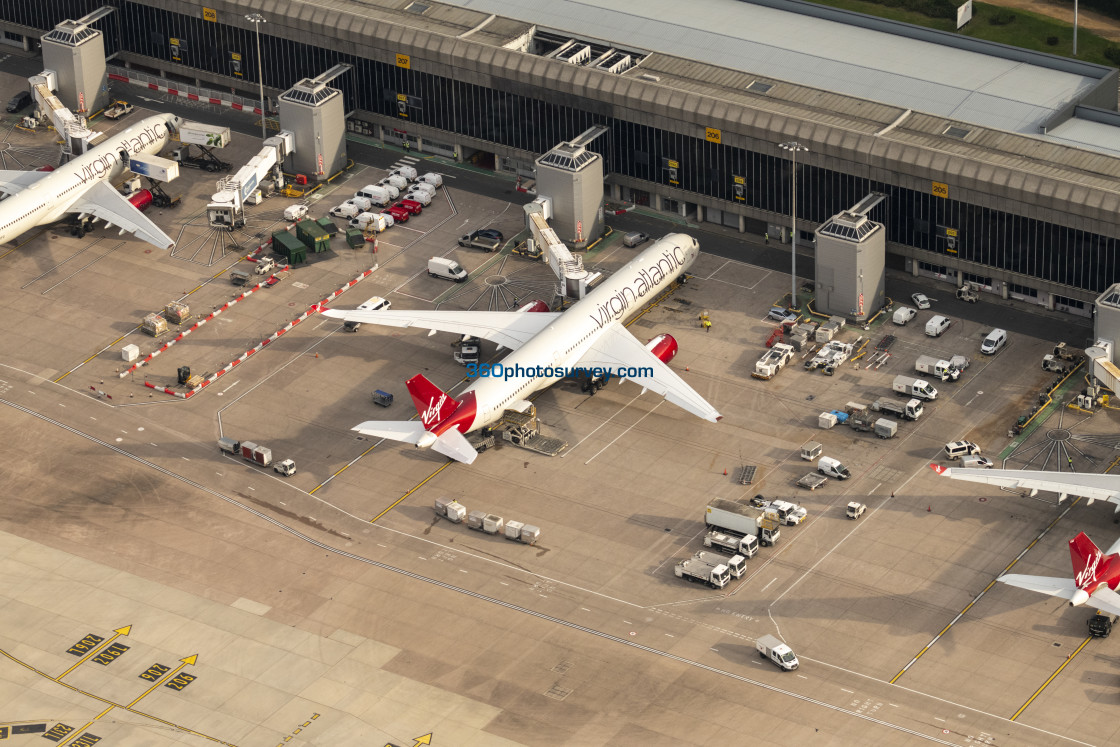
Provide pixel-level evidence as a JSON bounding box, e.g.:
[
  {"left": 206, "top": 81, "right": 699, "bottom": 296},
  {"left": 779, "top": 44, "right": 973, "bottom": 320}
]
[
  {"left": 997, "top": 573, "right": 1077, "bottom": 600},
  {"left": 1090, "top": 587, "right": 1120, "bottom": 617},
  {"left": 431, "top": 428, "right": 478, "bottom": 464},
  {"left": 352, "top": 420, "right": 428, "bottom": 444}
]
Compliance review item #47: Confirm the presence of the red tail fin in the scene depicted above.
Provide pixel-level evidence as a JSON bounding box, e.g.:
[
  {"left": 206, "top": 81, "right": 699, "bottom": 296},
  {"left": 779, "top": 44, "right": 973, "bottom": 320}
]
[
  {"left": 1070, "top": 532, "right": 1104, "bottom": 587},
  {"left": 406, "top": 374, "right": 459, "bottom": 429}
]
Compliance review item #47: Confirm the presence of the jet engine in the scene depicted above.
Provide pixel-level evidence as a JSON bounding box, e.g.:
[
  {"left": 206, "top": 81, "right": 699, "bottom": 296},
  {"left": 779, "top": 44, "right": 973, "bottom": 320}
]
[{"left": 645, "top": 333, "right": 678, "bottom": 364}]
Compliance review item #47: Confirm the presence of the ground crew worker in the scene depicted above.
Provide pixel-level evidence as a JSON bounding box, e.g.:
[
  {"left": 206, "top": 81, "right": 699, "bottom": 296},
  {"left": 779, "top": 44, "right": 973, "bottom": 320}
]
[
  {"left": 403, "top": 139, "right": 410, "bottom": 152},
  {"left": 703, "top": 318, "right": 712, "bottom": 333},
  {"left": 765, "top": 232, "right": 769, "bottom": 245},
  {"left": 1068, "top": 455, "right": 1074, "bottom": 468}
]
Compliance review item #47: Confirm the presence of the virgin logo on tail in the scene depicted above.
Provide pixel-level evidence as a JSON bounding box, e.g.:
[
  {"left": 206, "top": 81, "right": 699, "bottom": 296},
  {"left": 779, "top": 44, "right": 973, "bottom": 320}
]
[
  {"left": 1075, "top": 550, "right": 1103, "bottom": 587},
  {"left": 422, "top": 394, "right": 448, "bottom": 428}
]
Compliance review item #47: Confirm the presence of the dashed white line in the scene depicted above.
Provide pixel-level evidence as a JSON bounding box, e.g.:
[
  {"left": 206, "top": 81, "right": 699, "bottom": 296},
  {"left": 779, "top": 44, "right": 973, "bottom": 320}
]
[
  {"left": 841, "top": 688, "right": 854, "bottom": 693},
  {"left": 761, "top": 578, "right": 777, "bottom": 592}
]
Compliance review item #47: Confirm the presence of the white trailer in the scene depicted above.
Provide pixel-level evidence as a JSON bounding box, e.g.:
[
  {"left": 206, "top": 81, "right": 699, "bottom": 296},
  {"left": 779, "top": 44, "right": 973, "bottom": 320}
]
[
  {"left": 674, "top": 558, "right": 730, "bottom": 589},
  {"left": 434, "top": 496, "right": 466, "bottom": 523},
  {"left": 705, "top": 499, "right": 781, "bottom": 546}
]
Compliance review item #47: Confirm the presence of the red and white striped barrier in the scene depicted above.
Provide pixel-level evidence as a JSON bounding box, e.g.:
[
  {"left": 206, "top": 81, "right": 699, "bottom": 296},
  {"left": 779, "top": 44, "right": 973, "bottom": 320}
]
[
  {"left": 108, "top": 72, "right": 265, "bottom": 117},
  {"left": 144, "top": 264, "right": 379, "bottom": 398}
]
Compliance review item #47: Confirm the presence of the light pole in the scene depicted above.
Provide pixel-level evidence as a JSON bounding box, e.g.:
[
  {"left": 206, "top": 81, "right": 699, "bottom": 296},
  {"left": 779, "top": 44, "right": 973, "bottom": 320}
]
[
  {"left": 246, "top": 13, "right": 267, "bottom": 143},
  {"left": 779, "top": 141, "right": 808, "bottom": 308}
]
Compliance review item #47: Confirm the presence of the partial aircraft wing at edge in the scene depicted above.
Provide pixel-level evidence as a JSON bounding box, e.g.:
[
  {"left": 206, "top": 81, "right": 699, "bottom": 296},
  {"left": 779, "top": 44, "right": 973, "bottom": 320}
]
[
  {"left": 67, "top": 181, "right": 175, "bottom": 250},
  {"left": 575, "top": 324, "right": 722, "bottom": 423},
  {"left": 933, "top": 467, "right": 1120, "bottom": 506},
  {"left": 319, "top": 308, "right": 560, "bottom": 351},
  {"left": 0, "top": 169, "right": 51, "bottom": 197}
]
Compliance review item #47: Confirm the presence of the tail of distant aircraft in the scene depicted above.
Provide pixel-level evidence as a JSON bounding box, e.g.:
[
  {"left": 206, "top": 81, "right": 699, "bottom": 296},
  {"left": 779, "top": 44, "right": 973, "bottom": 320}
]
[{"left": 407, "top": 374, "right": 459, "bottom": 429}]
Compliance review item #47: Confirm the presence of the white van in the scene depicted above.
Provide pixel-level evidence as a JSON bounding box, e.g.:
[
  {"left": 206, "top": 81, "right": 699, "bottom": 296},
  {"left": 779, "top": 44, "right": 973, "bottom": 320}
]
[
  {"left": 417, "top": 172, "right": 443, "bottom": 188},
  {"left": 407, "top": 182, "right": 436, "bottom": 199},
  {"left": 892, "top": 306, "right": 917, "bottom": 325},
  {"left": 349, "top": 212, "right": 389, "bottom": 233},
  {"left": 959, "top": 455, "right": 994, "bottom": 469},
  {"left": 348, "top": 196, "right": 373, "bottom": 212},
  {"left": 925, "top": 315, "right": 951, "bottom": 337},
  {"left": 403, "top": 189, "right": 432, "bottom": 206},
  {"left": 944, "top": 440, "right": 981, "bottom": 460},
  {"left": 383, "top": 174, "right": 408, "bottom": 191},
  {"left": 343, "top": 296, "right": 391, "bottom": 331},
  {"left": 980, "top": 328, "right": 1007, "bottom": 355},
  {"left": 817, "top": 456, "right": 851, "bottom": 479},
  {"left": 376, "top": 181, "right": 400, "bottom": 200},
  {"left": 330, "top": 203, "right": 360, "bottom": 219},
  {"left": 391, "top": 165, "right": 418, "bottom": 181},
  {"left": 355, "top": 184, "right": 392, "bottom": 206},
  {"left": 428, "top": 257, "right": 468, "bottom": 282}
]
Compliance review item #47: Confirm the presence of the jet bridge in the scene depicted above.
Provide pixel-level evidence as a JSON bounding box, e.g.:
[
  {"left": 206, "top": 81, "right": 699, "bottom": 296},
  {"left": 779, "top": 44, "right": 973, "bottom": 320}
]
[
  {"left": 524, "top": 197, "right": 601, "bottom": 300},
  {"left": 207, "top": 131, "right": 295, "bottom": 229}
]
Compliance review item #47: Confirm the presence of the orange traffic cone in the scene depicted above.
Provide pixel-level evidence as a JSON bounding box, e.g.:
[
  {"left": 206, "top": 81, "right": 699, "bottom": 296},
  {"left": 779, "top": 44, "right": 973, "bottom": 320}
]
[
  {"left": 723, "top": 469, "right": 728, "bottom": 476},
  {"left": 927, "top": 505, "right": 931, "bottom": 512}
]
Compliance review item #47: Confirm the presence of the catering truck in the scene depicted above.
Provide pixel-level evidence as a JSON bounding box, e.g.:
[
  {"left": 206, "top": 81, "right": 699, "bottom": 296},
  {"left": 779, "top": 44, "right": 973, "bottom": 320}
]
[{"left": 705, "top": 499, "right": 781, "bottom": 546}]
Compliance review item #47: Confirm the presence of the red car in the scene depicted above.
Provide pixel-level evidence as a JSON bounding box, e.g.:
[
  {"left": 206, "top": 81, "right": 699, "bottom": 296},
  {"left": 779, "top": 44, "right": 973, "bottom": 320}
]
[
  {"left": 396, "top": 199, "right": 423, "bottom": 215},
  {"left": 382, "top": 205, "right": 410, "bottom": 223}
]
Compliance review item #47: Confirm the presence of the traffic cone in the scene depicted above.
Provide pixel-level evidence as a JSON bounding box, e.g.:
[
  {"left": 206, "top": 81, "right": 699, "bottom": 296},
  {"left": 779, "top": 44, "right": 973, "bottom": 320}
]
[
  {"left": 927, "top": 505, "right": 931, "bottom": 512},
  {"left": 723, "top": 469, "right": 728, "bottom": 476}
]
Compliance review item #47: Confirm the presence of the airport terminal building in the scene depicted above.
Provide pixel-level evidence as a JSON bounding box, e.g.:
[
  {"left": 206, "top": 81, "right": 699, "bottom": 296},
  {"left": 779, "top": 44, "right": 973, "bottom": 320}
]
[{"left": 3, "top": 0, "right": 1120, "bottom": 315}]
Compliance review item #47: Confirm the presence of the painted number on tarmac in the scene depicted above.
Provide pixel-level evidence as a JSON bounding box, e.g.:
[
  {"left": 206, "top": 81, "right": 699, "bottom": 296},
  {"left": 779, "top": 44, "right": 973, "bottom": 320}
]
[
  {"left": 139, "top": 662, "right": 171, "bottom": 681},
  {"left": 66, "top": 633, "right": 105, "bottom": 656},
  {"left": 42, "top": 723, "right": 75, "bottom": 742},
  {"left": 91, "top": 642, "right": 129, "bottom": 665},
  {"left": 69, "top": 734, "right": 102, "bottom": 746},
  {"left": 164, "top": 672, "right": 197, "bottom": 691}
]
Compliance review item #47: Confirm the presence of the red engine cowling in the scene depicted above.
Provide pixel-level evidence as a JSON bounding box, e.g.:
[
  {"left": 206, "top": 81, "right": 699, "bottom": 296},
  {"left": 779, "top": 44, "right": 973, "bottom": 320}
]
[
  {"left": 645, "top": 333, "right": 678, "bottom": 363},
  {"left": 128, "top": 189, "right": 153, "bottom": 212},
  {"left": 36, "top": 165, "right": 55, "bottom": 172},
  {"left": 517, "top": 299, "right": 550, "bottom": 313}
]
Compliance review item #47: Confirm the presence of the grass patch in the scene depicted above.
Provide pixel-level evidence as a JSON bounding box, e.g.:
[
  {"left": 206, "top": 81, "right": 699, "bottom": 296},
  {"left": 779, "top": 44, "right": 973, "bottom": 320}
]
[{"left": 806, "top": 0, "right": 1119, "bottom": 67}]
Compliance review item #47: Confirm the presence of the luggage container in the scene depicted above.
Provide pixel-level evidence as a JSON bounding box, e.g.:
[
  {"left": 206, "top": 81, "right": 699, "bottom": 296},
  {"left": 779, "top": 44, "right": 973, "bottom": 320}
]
[
  {"left": 874, "top": 418, "right": 898, "bottom": 439},
  {"left": 141, "top": 313, "right": 167, "bottom": 337},
  {"left": 504, "top": 519, "right": 525, "bottom": 540},
  {"left": 467, "top": 510, "right": 487, "bottom": 531},
  {"left": 520, "top": 524, "right": 541, "bottom": 545},
  {"left": 483, "top": 514, "right": 505, "bottom": 534},
  {"left": 121, "top": 343, "right": 140, "bottom": 362},
  {"left": 818, "top": 412, "right": 838, "bottom": 429},
  {"left": 434, "top": 496, "right": 466, "bottom": 523},
  {"left": 800, "top": 441, "right": 823, "bottom": 460},
  {"left": 164, "top": 301, "right": 190, "bottom": 324},
  {"left": 217, "top": 436, "right": 240, "bottom": 454}
]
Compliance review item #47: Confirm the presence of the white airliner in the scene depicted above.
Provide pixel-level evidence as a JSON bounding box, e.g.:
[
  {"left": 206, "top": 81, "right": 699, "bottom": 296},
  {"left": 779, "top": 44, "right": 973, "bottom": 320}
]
[
  {"left": 0, "top": 112, "right": 183, "bottom": 249},
  {"left": 931, "top": 464, "right": 1120, "bottom": 519},
  {"left": 321, "top": 233, "right": 722, "bottom": 464}
]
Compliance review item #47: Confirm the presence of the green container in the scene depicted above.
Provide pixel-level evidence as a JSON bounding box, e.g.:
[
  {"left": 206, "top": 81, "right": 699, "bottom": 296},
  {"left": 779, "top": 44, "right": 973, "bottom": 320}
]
[
  {"left": 296, "top": 219, "right": 331, "bottom": 253},
  {"left": 272, "top": 230, "right": 307, "bottom": 264},
  {"left": 316, "top": 216, "right": 339, "bottom": 237},
  {"left": 345, "top": 228, "right": 365, "bottom": 248}
]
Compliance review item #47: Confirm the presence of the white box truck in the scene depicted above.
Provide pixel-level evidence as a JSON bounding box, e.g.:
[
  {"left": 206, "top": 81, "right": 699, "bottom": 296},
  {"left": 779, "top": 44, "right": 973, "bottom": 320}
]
[
  {"left": 757, "top": 634, "right": 799, "bottom": 670},
  {"left": 871, "top": 397, "right": 923, "bottom": 420},
  {"left": 705, "top": 499, "right": 781, "bottom": 547},
  {"left": 694, "top": 550, "right": 746, "bottom": 579},
  {"left": 892, "top": 375, "right": 938, "bottom": 400},
  {"left": 915, "top": 355, "right": 959, "bottom": 382},
  {"left": 703, "top": 530, "right": 759, "bottom": 558}
]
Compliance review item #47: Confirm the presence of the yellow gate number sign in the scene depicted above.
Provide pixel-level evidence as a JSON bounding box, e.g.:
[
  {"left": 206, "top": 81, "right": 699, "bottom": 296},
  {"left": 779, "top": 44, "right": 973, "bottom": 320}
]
[
  {"left": 202, "top": 7, "right": 217, "bottom": 22},
  {"left": 932, "top": 181, "right": 949, "bottom": 198},
  {"left": 396, "top": 54, "right": 411, "bottom": 69},
  {"left": 705, "top": 127, "right": 721, "bottom": 144}
]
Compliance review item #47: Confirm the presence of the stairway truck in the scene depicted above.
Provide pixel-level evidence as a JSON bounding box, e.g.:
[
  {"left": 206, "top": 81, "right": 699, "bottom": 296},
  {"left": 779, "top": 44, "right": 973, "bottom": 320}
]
[
  {"left": 915, "top": 355, "right": 958, "bottom": 382},
  {"left": 892, "top": 375, "right": 938, "bottom": 401},
  {"left": 674, "top": 558, "right": 730, "bottom": 589},
  {"left": 757, "top": 634, "right": 800, "bottom": 670},
  {"left": 434, "top": 496, "right": 467, "bottom": 523},
  {"left": 705, "top": 499, "right": 781, "bottom": 546},
  {"left": 871, "top": 397, "right": 923, "bottom": 420},
  {"left": 694, "top": 550, "right": 746, "bottom": 579},
  {"left": 703, "top": 530, "right": 759, "bottom": 558}
]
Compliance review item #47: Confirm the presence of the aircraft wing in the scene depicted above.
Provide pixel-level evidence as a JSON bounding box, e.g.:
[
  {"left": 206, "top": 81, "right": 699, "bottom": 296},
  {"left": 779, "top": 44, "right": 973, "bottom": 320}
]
[
  {"left": 575, "top": 324, "right": 722, "bottom": 423},
  {"left": 1090, "top": 587, "right": 1120, "bottom": 617},
  {"left": 320, "top": 308, "right": 560, "bottom": 351},
  {"left": 66, "top": 181, "right": 175, "bottom": 250},
  {"left": 0, "top": 169, "right": 51, "bottom": 197},
  {"left": 931, "top": 466, "right": 1120, "bottom": 506},
  {"left": 997, "top": 573, "right": 1078, "bottom": 600}
]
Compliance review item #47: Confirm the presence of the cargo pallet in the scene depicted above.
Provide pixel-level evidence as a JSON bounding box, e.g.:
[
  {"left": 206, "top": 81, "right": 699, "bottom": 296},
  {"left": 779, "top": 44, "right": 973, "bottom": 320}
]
[{"left": 738, "top": 465, "right": 756, "bottom": 485}]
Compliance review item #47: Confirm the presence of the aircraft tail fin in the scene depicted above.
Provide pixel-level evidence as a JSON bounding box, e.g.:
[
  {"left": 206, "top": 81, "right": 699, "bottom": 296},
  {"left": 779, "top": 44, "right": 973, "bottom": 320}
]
[
  {"left": 406, "top": 374, "right": 459, "bottom": 429},
  {"left": 1070, "top": 532, "right": 1103, "bottom": 585}
]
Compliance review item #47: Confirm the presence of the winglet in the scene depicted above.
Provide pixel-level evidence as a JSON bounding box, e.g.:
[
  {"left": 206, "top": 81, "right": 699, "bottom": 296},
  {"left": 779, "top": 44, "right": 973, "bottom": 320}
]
[{"left": 930, "top": 464, "right": 949, "bottom": 476}]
